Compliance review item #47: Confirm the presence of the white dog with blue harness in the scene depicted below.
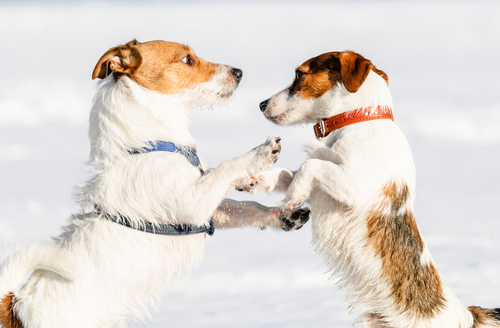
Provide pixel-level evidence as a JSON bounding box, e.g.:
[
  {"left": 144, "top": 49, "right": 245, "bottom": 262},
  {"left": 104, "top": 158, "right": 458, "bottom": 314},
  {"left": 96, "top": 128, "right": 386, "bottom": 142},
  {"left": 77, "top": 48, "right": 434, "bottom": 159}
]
[{"left": 0, "top": 40, "right": 309, "bottom": 328}]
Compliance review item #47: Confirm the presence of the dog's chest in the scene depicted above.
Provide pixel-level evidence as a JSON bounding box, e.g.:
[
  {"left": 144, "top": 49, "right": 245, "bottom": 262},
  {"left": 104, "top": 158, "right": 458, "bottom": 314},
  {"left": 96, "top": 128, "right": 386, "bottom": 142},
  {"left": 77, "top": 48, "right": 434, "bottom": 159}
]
[
  {"left": 306, "top": 140, "right": 346, "bottom": 225},
  {"left": 305, "top": 135, "right": 367, "bottom": 256}
]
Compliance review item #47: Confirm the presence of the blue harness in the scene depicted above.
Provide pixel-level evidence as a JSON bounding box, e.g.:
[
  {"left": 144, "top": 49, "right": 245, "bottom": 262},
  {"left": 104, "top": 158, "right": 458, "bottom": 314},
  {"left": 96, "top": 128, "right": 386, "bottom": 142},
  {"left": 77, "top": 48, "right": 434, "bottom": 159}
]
[
  {"left": 129, "top": 141, "right": 205, "bottom": 175},
  {"left": 96, "top": 141, "right": 214, "bottom": 236}
]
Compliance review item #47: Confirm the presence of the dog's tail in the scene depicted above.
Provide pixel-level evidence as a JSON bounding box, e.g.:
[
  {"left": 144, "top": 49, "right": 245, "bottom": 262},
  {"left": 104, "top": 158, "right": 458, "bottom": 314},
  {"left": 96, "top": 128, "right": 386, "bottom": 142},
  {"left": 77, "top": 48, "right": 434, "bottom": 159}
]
[
  {"left": 468, "top": 306, "right": 500, "bottom": 327},
  {"left": 0, "top": 243, "right": 77, "bottom": 327}
]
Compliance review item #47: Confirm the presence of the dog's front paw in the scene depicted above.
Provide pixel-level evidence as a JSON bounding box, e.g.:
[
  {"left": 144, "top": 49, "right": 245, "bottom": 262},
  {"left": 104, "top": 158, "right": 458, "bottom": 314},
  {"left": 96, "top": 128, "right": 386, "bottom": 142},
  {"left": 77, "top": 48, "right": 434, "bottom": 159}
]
[
  {"left": 253, "top": 137, "right": 281, "bottom": 171},
  {"left": 236, "top": 169, "right": 283, "bottom": 193},
  {"left": 235, "top": 176, "right": 258, "bottom": 192},
  {"left": 280, "top": 192, "right": 306, "bottom": 210},
  {"left": 263, "top": 136, "right": 282, "bottom": 165},
  {"left": 279, "top": 177, "right": 312, "bottom": 209},
  {"left": 280, "top": 208, "right": 310, "bottom": 231}
]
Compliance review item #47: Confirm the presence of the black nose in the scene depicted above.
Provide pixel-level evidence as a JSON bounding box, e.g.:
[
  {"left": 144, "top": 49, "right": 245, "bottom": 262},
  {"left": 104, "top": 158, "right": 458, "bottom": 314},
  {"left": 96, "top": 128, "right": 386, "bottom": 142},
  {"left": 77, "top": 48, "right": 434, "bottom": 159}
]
[
  {"left": 231, "top": 68, "right": 243, "bottom": 83},
  {"left": 260, "top": 99, "right": 270, "bottom": 112}
]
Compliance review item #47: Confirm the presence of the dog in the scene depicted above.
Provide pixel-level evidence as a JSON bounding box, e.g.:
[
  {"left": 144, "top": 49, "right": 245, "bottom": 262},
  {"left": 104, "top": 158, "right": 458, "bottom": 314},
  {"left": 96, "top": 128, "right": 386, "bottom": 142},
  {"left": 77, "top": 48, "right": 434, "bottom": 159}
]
[
  {"left": 0, "top": 40, "right": 310, "bottom": 328},
  {"left": 247, "top": 50, "right": 500, "bottom": 327}
]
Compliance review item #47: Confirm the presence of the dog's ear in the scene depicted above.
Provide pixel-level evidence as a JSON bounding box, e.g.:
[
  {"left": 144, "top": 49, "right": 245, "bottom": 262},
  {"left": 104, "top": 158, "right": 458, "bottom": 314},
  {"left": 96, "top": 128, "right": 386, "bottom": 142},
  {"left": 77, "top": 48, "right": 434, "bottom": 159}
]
[
  {"left": 339, "top": 51, "right": 374, "bottom": 93},
  {"left": 92, "top": 41, "right": 142, "bottom": 80},
  {"left": 125, "top": 39, "right": 141, "bottom": 47}
]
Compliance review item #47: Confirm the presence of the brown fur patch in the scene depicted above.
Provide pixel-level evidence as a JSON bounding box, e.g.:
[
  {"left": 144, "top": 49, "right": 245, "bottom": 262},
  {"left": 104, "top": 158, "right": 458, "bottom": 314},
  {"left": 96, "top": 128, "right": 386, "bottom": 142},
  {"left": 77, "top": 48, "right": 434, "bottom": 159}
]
[
  {"left": 469, "top": 306, "right": 500, "bottom": 327},
  {"left": 339, "top": 51, "right": 374, "bottom": 93},
  {"left": 0, "top": 293, "right": 24, "bottom": 328},
  {"left": 367, "top": 183, "right": 446, "bottom": 318},
  {"left": 92, "top": 40, "right": 218, "bottom": 95},
  {"left": 289, "top": 52, "right": 342, "bottom": 99},
  {"left": 288, "top": 51, "right": 389, "bottom": 99}
]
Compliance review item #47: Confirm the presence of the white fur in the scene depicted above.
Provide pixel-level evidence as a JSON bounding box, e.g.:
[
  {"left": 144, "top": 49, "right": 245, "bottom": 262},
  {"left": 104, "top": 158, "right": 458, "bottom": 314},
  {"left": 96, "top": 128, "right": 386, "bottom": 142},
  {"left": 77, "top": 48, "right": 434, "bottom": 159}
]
[
  {"left": 256, "top": 70, "right": 478, "bottom": 327},
  {"left": 0, "top": 64, "right": 290, "bottom": 327}
]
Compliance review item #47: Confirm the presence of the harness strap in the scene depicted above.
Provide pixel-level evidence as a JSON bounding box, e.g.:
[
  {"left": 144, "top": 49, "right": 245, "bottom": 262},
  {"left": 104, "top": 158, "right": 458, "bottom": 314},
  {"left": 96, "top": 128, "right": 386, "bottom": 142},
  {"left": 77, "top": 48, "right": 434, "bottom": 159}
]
[
  {"left": 97, "top": 140, "right": 214, "bottom": 236},
  {"left": 95, "top": 206, "right": 215, "bottom": 236},
  {"left": 130, "top": 141, "right": 204, "bottom": 175}
]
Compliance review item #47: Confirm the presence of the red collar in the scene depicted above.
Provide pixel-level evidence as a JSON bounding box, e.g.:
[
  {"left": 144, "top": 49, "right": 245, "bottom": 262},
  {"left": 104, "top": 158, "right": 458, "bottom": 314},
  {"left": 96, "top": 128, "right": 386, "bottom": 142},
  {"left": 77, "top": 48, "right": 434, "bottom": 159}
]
[{"left": 313, "top": 106, "right": 394, "bottom": 139}]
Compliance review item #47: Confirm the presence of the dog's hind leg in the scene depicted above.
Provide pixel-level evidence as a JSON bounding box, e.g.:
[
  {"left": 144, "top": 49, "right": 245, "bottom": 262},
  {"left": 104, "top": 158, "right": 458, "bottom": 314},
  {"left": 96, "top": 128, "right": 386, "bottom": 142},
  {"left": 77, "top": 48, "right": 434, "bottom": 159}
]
[{"left": 213, "top": 199, "right": 309, "bottom": 231}]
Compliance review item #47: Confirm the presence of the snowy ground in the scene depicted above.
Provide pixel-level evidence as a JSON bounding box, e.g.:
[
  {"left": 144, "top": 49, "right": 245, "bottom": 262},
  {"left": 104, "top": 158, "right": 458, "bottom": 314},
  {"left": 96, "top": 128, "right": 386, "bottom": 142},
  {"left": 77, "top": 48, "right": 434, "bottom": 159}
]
[{"left": 0, "top": 1, "right": 499, "bottom": 327}]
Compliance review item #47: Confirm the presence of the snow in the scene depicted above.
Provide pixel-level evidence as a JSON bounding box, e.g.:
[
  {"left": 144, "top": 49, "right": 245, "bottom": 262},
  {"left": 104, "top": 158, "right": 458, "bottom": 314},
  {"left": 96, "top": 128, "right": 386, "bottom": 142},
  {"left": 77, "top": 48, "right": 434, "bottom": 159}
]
[{"left": 0, "top": 0, "right": 499, "bottom": 327}]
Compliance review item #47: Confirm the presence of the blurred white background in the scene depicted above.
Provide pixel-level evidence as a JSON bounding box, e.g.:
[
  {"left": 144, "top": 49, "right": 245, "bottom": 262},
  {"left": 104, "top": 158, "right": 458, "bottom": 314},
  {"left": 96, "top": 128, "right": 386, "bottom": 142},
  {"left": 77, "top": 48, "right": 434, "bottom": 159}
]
[{"left": 0, "top": 1, "right": 499, "bottom": 327}]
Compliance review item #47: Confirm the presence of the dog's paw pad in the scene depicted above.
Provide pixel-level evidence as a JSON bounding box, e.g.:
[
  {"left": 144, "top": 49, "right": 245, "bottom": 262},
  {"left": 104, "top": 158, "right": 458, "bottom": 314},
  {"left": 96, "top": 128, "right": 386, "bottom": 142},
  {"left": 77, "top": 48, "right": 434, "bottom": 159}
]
[{"left": 280, "top": 208, "right": 310, "bottom": 231}]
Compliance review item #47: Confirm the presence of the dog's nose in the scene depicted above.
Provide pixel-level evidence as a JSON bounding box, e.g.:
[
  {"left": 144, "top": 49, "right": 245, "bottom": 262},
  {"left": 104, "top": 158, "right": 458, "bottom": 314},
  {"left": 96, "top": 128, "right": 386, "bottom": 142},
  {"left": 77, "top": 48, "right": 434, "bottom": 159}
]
[
  {"left": 231, "top": 68, "right": 243, "bottom": 83},
  {"left": 259, "top": 99, "right": 270, "bottom": 112}
]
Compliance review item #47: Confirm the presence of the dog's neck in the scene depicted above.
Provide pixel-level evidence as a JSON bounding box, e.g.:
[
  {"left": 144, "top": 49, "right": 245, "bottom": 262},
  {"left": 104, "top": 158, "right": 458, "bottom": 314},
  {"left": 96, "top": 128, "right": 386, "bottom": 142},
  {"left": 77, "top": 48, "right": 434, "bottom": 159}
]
[
  {"left": 89, "top": 76, "right": 197, "bottom": 166},
  {"left": 315, "top": 70, "right": 394, "bottom": 123}
]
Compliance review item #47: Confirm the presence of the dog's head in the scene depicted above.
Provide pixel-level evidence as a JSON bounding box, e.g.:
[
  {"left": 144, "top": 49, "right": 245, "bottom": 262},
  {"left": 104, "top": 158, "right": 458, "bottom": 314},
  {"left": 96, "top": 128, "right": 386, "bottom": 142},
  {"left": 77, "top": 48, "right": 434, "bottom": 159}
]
[
  {"left": 92, "top": 40, "right": 243, "bottom": 104},
  {"left": 259, "top": 51, "right": 389, "bottom": 125}
]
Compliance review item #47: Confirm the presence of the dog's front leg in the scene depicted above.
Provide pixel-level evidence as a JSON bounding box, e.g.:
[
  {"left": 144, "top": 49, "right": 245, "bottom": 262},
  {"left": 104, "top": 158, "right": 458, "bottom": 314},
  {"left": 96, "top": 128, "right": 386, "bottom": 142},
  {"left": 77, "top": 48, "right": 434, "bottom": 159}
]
[
  {"left": 189, "top": 137, "right": 281, "bottom": 216},
  {"left": 213, "top": 199, "right": 310, "bottom": 231},
  {"left": 281, "top": 159, "right": 353, "bottom": 209}
]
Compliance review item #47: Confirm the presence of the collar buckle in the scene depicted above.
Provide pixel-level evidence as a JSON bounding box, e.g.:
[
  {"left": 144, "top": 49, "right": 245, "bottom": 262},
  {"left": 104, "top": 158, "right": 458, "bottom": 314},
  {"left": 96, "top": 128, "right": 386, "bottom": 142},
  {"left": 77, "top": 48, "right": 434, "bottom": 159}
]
[{"left": 319, "top": 120, "right": 326, "bottom": 138}]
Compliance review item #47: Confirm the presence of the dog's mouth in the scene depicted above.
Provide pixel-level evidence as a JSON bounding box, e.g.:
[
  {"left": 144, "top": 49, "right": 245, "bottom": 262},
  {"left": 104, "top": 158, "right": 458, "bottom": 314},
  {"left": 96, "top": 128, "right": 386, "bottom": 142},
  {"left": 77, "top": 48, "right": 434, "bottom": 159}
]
[
  {"left": 216, "top": 90, "right": 234, "bottom": 100},
  {"left": 195, "top": 86, "right": 236, "bottom": 104},
  {"left": 267, "top": 107, "right": 294, "bottom": 124}
]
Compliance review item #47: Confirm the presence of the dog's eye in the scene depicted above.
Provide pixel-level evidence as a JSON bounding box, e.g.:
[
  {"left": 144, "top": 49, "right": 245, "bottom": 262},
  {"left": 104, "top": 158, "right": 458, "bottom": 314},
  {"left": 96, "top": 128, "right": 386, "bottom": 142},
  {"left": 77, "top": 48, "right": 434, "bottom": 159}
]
[
  {"left": 181, "top": 55, "right": 194, "bottom": 65},
  {"left": 296, "top": 71, "right": 304, "bottom": 81}
]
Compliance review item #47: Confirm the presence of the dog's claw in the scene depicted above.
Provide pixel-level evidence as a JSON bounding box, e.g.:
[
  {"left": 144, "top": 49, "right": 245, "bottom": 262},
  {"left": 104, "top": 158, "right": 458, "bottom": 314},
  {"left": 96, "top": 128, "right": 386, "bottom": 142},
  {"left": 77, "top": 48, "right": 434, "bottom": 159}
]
[
  {"left": 269, "top": 137, "right": 282, "bottom": 164},
  {"left": 272, "top": 138, "right": 281, "bottom": 154}
]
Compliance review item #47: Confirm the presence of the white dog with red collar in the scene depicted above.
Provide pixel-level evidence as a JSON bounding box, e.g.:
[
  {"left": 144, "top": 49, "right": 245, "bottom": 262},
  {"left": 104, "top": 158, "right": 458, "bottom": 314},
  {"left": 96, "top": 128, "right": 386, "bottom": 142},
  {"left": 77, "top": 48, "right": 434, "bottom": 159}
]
[{"left": 253, "top": 50, "right": 500, "bottom": 328}]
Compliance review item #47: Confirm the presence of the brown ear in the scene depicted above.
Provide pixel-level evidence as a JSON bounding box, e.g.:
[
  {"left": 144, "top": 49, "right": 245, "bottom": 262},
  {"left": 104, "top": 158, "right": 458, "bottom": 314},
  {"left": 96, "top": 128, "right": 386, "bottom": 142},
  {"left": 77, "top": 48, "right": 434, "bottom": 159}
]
[
  {"left": 92, "top": 41, "right": 142, "bottom": 80},
  {"left": 126, "top": 39, "right": 141, "bottom": 47},
  {"left": 373, "top": 66, "right": 389, "bottom": 86},
  {"left": 339, "top": 51, "right": 374, "bottom": 93}
]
